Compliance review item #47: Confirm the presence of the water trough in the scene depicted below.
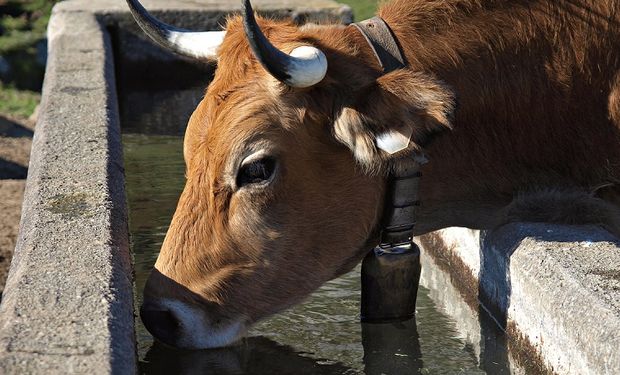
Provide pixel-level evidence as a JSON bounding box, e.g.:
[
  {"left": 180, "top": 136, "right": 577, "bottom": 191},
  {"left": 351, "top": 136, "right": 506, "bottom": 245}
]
[{"left": 0, "top": 0, "right": 619, "bottom": 373}]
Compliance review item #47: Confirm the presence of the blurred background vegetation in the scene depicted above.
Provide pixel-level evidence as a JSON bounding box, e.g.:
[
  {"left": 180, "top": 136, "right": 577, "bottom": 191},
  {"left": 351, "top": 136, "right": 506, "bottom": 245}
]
[
  {"left": 0, "top": 0, "right": 59, "bottom": 118},
  {"left": 341, "top": 0, "right": 378, "bottom": 21},
  {"left": 0, "top": 0, "right": 378, "bottom": 119}
]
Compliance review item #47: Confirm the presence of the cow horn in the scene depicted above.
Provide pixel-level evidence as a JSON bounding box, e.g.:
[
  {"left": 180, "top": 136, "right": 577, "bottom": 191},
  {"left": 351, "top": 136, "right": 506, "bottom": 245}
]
[
  {"left": 126, "top": 0, "right": 225, "bottom": 60},
  {"left": 242, "top": 0, "right": 328, "bottom": 88}
]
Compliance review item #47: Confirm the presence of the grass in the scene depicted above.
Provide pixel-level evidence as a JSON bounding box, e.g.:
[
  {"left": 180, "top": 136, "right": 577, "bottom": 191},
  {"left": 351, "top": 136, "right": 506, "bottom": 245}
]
[
  {"left": 0, "top": 83, "right": 40, "bottom": 119},
  {"left": 0, "top": 0, "right": 58, "bottom": 55},
  {"left": 0, "top": 1, "right": 57, "bottom": 117},
  {"left": 339, "top": 0, "right": 380, "bottom": 21}
]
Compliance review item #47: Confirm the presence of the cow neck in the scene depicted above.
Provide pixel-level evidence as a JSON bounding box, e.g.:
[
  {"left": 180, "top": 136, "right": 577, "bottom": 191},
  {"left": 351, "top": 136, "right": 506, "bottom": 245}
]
[{"left": 353, "top": 17, "right": 422, "bottom": 251}]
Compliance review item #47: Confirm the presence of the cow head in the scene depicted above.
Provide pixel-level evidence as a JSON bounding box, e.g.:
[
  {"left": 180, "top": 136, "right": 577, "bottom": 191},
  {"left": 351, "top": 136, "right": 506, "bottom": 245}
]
[{"left": 129, "top": 0, "right": 455, "bottom": 349}]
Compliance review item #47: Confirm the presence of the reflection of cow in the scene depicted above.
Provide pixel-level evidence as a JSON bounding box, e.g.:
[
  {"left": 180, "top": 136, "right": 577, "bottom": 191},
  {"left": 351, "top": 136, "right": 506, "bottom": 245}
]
[
  {"left": 128, "top": 0, "right": 620, "bottom": 348},
  {"left": 140, "top": 321, "right": 424, "bottom": 374},
  {"left": 140, "top": 337, "right": 353, "bottom": 375}
]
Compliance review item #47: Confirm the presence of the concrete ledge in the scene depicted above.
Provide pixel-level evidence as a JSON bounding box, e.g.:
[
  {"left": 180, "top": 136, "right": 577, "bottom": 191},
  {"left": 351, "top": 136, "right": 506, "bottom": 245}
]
[
  {"left": 0, "top": 10, "right": 135, "bottom": 373},
  {"left": 0, "top": 0, "right": 352, "bottom": 373},
  {"left": 419, "top": 223, "right": 620, "bottom": 374}
]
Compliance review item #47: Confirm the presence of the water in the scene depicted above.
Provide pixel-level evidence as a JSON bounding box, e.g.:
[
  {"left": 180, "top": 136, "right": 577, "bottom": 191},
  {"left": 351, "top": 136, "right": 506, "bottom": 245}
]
[{"left": 123, "top": 134, "right": 509, "bottom": 375}]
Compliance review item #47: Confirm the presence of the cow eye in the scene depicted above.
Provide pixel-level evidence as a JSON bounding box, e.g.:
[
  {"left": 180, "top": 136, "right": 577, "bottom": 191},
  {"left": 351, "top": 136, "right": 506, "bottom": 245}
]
[{"left": 236, "top": 157, "right": 276, "bottom": 187}]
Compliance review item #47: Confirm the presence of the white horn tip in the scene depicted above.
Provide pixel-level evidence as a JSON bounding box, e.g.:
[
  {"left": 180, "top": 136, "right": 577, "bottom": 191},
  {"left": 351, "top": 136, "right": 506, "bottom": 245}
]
[{"left": 288, "top": 46, "right": 328, "bottom": 88}]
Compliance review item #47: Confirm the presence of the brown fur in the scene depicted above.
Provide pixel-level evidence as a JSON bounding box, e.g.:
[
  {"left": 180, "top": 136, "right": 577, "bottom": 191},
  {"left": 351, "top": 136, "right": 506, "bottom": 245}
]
[{"left": 144, "top": 0, "right": 620, "bottom": 345}]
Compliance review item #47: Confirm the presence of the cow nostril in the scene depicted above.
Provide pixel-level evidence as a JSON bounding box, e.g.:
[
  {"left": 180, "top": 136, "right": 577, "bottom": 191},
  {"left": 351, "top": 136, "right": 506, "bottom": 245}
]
[{"left": 140, "top": 305, "right": 182, "bottom": 346}]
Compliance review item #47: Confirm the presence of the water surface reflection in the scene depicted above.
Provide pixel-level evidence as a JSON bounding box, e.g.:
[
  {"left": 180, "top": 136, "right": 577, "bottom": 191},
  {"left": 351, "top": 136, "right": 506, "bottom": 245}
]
[{"left": 139, "top": 320, "right": 427, "bottom": 375}]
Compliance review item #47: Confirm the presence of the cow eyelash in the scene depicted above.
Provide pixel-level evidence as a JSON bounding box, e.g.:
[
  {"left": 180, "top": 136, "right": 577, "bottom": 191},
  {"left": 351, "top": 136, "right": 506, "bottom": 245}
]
[{"left": 236, "top": 157, "right": 277, "bottom": 188}]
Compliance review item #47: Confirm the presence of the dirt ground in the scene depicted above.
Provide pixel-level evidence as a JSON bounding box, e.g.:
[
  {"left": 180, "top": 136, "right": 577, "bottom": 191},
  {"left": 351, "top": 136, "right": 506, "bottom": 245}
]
[{"left": 0, "top": 114, "right": 35, "bottom": 299}]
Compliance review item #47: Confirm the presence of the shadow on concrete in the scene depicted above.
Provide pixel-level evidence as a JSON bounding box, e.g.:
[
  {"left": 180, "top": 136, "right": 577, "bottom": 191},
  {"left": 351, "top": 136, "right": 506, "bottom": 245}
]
[
  {"left": 0, "top": 115, "right": 33, "bottom": 179},
  {"left": 0, "top": 115, "right": 34, "bottom": 138},
  {"left": 478, "top": 228, "right": 516, "bottom": 330},
  {"left": 477, "top": 302, "right": 511, "bottom": 374},
  {"left": 0, "top": 158, "right": 27, "bottom": 179},
  {"left": 105, "top": 69, "right": 138, "bottom": 372}
]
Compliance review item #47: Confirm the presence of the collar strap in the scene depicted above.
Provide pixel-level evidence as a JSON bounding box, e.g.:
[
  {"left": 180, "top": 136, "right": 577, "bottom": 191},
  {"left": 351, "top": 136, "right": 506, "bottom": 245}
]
[
  {"left": 353, "top": 17, "right": 407, "bottom": 73},
  {"left": 379, "top": 161, "right": 422, "bottom": 249},
  {"left": 354, "top": 17, "right": 421, "bottom": 250}
]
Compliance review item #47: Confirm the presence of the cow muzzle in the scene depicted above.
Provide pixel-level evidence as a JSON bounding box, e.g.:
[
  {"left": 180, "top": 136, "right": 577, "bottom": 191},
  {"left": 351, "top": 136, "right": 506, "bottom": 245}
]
[
  {"left": 141, "top": 270, "right": 247, "bottom": 349},
  {"left": 141, "top": 298, "right": 246, "bottom": 349}
]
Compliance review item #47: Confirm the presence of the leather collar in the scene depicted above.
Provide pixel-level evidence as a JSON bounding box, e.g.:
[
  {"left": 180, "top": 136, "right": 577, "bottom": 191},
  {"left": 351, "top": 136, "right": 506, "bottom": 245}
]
[
  {"left": 354, "top": 17, "right": 422, "bottom": 249},
  {"left": 353, "top": 17, "right": 407, "bottom": 73}
]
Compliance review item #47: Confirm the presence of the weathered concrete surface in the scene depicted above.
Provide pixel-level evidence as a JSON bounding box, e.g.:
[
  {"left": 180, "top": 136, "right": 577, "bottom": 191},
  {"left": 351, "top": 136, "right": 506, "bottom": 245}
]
[
  {"left": 0, "top": 0, "right": 352, "bottom": 373},
  {"left": 0, "top": 9, "right": 135, "bottom": 374},
  {"left": 419, "top": 224, "right": 620, "bottom": 375}
]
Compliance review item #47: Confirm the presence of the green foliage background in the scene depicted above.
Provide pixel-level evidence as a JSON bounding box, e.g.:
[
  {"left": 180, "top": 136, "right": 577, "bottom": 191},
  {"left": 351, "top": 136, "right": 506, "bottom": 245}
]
[
  {"left": 341, "top": 0, "right": 379, "bottom": 21},
  {"left": 0, "top": 1, "right": 60, "bottom": 117}
]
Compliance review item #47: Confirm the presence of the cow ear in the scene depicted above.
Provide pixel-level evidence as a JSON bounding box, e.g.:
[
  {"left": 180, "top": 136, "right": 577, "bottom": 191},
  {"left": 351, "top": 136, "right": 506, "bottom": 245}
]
[{"left": 333, "top": 69, "right": 455, "bottom": 172}]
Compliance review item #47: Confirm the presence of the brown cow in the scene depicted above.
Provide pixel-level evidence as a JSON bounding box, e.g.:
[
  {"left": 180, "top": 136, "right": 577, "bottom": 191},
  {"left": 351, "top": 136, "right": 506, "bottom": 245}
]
[{"left": 128, "top": 0, "right": 620, "bottom": 348}]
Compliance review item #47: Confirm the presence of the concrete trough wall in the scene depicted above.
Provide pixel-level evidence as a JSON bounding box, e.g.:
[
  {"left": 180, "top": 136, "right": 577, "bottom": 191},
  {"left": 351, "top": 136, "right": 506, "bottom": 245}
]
[
  {"left": 418, "top": 224, "right": 620, "bottom": 374},
  {"left": 1, "top": 0, "right": 619, "bottom": 373},
  {"left": 0, "top": 1, "right": 351, "bottom": 373}
]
